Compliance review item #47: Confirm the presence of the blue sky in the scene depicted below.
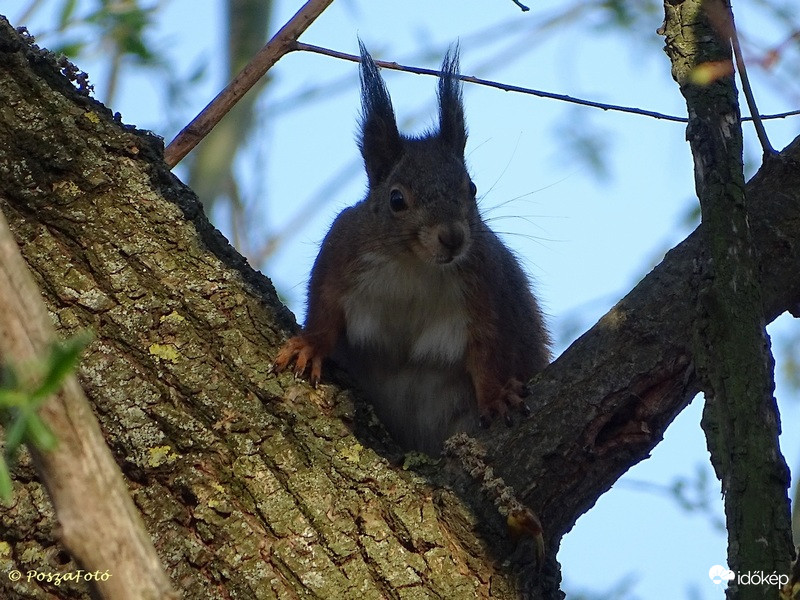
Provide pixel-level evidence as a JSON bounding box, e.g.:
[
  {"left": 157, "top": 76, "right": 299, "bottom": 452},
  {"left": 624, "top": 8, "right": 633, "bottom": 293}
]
[{"left": 10, "top": 1, "right": 800, "bottom": 598}]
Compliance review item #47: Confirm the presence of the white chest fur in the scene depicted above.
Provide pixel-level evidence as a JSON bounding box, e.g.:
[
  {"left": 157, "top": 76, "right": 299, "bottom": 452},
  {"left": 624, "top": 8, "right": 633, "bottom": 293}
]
[
  {"left": 337, "top": 252, "right": 476, "bottom": 453},
  {"left": 342, "top": 252, "right": 469, "bottom": 364}
]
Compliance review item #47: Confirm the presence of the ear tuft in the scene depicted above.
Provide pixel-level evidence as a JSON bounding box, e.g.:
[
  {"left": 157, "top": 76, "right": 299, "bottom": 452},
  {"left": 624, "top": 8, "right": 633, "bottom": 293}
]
[
  {"left": 358, "top": 40, "right": 403, "bottom": 185},
  {"left": 438, "top": 44, "right": 467, "bottom": 154}
]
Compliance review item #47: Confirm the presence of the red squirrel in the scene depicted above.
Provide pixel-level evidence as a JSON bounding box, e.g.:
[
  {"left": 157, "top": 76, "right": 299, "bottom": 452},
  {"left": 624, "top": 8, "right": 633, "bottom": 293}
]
[{"left": 273, "top": 43, "right": 550, "bottom": 454}]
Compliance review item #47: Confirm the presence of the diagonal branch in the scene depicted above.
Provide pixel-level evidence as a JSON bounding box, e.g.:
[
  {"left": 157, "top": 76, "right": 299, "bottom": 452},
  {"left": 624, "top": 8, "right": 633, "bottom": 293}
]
[
  {"left": 0, "top": 209, "right": 177, "bottom": 600},
  {"left": 727, "top": 5, "right": 775, "bottom": 156},
  {"left": 163, "top": 0, "right": 334, "bottom": 168},
  {"left": 481, "top": 134, "right": 800, "bottom": 552}
]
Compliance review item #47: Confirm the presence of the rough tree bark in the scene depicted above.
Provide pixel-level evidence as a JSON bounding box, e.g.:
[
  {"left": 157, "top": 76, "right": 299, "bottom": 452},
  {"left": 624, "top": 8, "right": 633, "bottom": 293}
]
[
  {"left": 662, "top": 1, "right": 793, "bottom": 598},
  {"left": 0, "top": 13, "right": 798, "bottom": 600}
]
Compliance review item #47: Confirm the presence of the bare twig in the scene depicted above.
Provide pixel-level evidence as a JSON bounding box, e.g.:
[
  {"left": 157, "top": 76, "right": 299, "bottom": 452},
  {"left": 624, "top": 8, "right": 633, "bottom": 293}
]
[
  {"left": 728, "top": 7, "right": 775, "bottom": 155},
  {"left": 163, "top": 0, "right": 334, "bottom": 168},
  {"left": 0, "top": 209, "right": 177, "bottom": 600},
  {"left": 510, "top": 0, "right": 531, "bottom": 11},
  {"left": 293, "top": 42, "right": 800, "bottom": 125},
  {"left": 292, "top": 42, "right": 685, "bottom": 122},
  {"left": 753, "top": 108, "right": 800, "bottom": 121}
]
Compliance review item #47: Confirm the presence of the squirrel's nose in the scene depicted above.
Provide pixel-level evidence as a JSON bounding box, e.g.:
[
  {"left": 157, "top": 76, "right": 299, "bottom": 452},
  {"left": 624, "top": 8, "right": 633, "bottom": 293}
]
[{"left": 438, "top": 225, "right": 465, "bottom": 253}]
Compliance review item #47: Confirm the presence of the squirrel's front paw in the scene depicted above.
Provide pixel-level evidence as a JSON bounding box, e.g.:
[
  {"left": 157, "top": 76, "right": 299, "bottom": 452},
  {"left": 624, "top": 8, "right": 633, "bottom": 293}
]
[
  {"left": 477, "top": 378, "right": 532, "bottom": 428},
  {"left": 271, "top": 336, "right": 324, "bottom": 387}
]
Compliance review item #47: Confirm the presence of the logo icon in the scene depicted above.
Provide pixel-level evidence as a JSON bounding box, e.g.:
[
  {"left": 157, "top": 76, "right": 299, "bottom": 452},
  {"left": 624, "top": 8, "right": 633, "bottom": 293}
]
[{"left": 709, "top": 565, "right": 735, "bottom": 584}]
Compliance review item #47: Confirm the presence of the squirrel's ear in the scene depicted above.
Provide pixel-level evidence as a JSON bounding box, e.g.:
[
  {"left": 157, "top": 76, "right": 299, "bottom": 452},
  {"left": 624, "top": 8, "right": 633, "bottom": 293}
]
[
  {"left": 438, "top": 44, "right": 467, "bottom": 155},
  {"left": 358, "top": 40, "right": 403, "bottom": 186}
]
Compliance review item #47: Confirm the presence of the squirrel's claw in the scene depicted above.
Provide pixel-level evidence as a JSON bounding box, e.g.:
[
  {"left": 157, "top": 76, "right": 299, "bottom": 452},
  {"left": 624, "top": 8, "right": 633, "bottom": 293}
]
[
  {"left": 520, "top": 402, "right": 532, "bottom": 417},
  {"left": 272, "top": 336, "right": 324, "bottom": 387},
  {"left": 477, "top": 378, "right": 532, "bottom": 428}
]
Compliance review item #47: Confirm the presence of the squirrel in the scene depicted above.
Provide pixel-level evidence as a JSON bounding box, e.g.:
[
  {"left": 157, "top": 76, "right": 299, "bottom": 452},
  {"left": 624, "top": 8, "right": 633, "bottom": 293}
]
[{"left": 273, "top": 42, "right": 551, "bottom": 454}]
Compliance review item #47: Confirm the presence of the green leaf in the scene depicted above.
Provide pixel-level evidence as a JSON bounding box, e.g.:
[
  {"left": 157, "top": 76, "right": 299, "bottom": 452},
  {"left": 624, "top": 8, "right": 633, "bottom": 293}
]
[
  {"left": 52, "top": 41, "right": 87, "bottom": 59},
  {"left": 0, "top": 389, "right": 29, "bottom": 409},
  {"left": 4, "top": 411, "right": 29, "bottom": 457},
  {"left": 58, "top": 0, "right": 79, "bottom": 30},
  {"left": 0, "top": 362, "right": 18, "bottom": 392},
  {"left": 0, "top": 327, "right": 91, "bottom": 505},
  {"left": 25, "top": 415, "right": 58, "bottom": 452},
  {"left": 0, "top": 458, "right": 13, "bottom": 505},
  {"left": 31, "top": 330, "right": 93, "bottom": 405}
]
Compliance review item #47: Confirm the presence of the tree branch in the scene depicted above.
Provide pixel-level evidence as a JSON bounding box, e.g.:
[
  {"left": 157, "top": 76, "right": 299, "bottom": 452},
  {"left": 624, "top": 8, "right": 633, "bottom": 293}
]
[
  {"left": 0, "top": 208, "right": 176, "bottom": 600},
  {"left": 163, "top": 0, "right": 334, "bottom": 168},
  {"left": 662, "top": 1, "right": 792, "bottom": 595},
  {"left": 292, "top": 41, "right": 800, "bottom": 124},
  {"left": 728, "top": 6, "right": 775, "bottom": 156},
  {"left": 479, "top": 133, "right": 800, "bottom": 557}
]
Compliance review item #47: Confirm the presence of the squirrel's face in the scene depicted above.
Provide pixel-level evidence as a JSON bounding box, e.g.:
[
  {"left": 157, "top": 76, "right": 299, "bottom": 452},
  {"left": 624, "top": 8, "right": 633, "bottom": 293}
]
[
  {"left": 358, "top": 43, "right": 477, "bottom": 267},
  {"left": 368, "top": 140, "right": 478, "bottom": 266}
]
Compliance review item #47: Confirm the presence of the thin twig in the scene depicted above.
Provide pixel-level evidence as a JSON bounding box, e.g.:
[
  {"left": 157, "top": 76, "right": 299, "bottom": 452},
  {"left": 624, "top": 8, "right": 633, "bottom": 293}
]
[
  {"left": 728, "top": 6, "right": 775, "bottom": 155},
  {"left": 510, "top": 0, "right": 531, "bottom": 11},
  {"left": 163, "top": 0, "right": 334, "bottom": 168},
  {"left": 293, "top": 41, "right": 685, "bottom": 122},
  {"left": 753, "top": 108, "right": 800, "bottom": 121},
  {"left": 292, "top": 41, "right": 800, "bottom": 125}
]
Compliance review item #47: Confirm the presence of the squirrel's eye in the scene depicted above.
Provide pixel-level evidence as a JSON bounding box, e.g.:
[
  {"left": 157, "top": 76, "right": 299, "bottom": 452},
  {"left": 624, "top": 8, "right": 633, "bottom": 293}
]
[
  {"left": 469, "top": 181, "right": 477, "bottom": 197},
  {"left": 389, "top": 188, "right": 407, "bottom": 212}
]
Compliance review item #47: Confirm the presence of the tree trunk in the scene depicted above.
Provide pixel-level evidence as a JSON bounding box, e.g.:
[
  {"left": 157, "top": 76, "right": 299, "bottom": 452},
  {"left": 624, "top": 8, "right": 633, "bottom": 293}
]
[
  {"left": 662, "top": 2, "right": 793, "bottom": 598},
  {"left": 0, "top": 15, "right": 798, "bottom": 600}
]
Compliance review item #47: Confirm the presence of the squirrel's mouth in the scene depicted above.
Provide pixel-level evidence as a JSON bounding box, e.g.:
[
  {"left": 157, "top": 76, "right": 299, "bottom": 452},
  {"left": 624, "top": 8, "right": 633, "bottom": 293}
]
[{"left": 432, "top": 248, "right": 466, "bottom": 265}]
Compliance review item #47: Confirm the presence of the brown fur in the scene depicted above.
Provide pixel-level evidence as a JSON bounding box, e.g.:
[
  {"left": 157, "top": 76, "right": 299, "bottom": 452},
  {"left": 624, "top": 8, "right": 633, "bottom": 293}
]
[{"left": 273, "top": 43, "right": 551, "bottom": 453}]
